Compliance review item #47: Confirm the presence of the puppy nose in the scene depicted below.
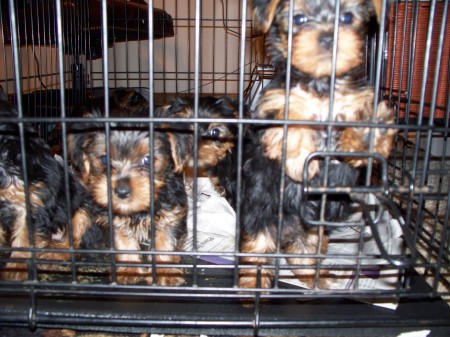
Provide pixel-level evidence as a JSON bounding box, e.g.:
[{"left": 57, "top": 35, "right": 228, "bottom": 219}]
[
  {"left": 114, "top": 179, "right": 131, "bottom": 199},
  {"left": 319, "top": 34, "right": 334, "bottom": 50}
]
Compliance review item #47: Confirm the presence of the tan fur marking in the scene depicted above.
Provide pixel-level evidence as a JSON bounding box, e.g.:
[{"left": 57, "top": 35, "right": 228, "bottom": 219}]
[
  {"left": 92, "top": 172, "right": 163, "bottom": 215},
  {"left": 71, "top": 208, "right": 92, "bottom": 248},
  {"left": 154, "top": 206, "right": 186, "bottom": 286},
  {"left": 0, "top": 179, "right": 91, "bottom": 279},
  {"left": 1, "top": 209, "right": 30, "bottom": 280},
  {"left": 256, "top": 86, "right": 392, "bottom": 177},
  {"left": 291, "top": 29, "right": 363, "bottom": 78},
  {"left": 196, "top": 139, "right": 234, "bottom": 169},
  {"left": 372, "top": 0, "right": 383, "bottom": 22},
  {"left": 339, "top": 100, "right": 397, "bottom": 166},
  {"left": 257, "top": 88, "right": 321, "bottom": 181},
  {"left": 239, "top": 230, "right": 277, "bottom": 289},
  {"left": 166, "top": 133, "right": 181, "bottom": 173},
  {"left": 113, "top": 221, "right": 152, "bottom": 285},
  {"left": 0, "top": 226, "right": 5, "bottom": 247},
  {"left": 284, "top": 229, "right": 330, "bottom": 289},
  {"left": 253, "top": 0, "right": 281, "bottom": 33}
]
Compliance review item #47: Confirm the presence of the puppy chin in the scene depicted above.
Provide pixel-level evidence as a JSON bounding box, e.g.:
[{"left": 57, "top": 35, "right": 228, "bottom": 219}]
[{"left": 111, "top": 200, "right": 148, "bottom": 216}]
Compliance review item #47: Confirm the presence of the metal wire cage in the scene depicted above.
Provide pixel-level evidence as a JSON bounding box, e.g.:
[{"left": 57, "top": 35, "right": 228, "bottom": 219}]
[{"left": 0, "top": 0, "right": 449, "bottom": 336}]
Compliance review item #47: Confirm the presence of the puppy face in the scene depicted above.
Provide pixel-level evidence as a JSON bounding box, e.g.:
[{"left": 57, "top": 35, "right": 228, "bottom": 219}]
[
  {"left": 85, "top": 130, "right": 170, "bottom": 215},
  {"left": 157, "top": 96, "right": 239, "bottom": 171},
  {"left": 68, "top": 107, "right": 191, "bottom": 216},
  {"left": 251, "top": 0, "right": 380, "bottom": 78},
  {"left": 197, "top": 97, "right": 239, "bottom": 169}
]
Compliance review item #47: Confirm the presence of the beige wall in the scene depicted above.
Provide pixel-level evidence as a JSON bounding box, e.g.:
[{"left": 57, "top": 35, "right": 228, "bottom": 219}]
[{"left": 0, "top": 0, "right": 255, "bottom": 97}]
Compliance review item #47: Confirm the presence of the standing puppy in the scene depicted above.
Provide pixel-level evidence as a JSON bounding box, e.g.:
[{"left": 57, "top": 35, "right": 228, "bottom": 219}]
[
  {"left": 252, "top": 0, "right": 395, "bottom": 180},
  {"left": 239, "top": 0, "right": 394, "bottom": 289}
]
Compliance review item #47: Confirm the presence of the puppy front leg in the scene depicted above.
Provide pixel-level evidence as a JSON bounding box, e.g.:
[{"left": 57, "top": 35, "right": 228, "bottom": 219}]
[
  {"left": 339, "top": 101, "right": 396, "bottom": 167},
  {"left": 239, "top": 229, "right": 276, "bottom": 289},
  {"left": 114, "top": 226, "right": 152, "bottom": 285},
  {"left": 37, "top": 208, "right": 93, "bottom": 267},
  {"left": 152, "top": 206, "right": 186, "bottom": 286},
  {"left": 1, "top": 211, "right": 31, "bottom": 281},
  {"left": 153, "top": 234, "right": 184, "bottom": 286},
  {"left": 258, "top": 88, "right": 320, "bottom": 181},
  {"left": 285, "top": 228, "right": 330, "bottom": 289}
]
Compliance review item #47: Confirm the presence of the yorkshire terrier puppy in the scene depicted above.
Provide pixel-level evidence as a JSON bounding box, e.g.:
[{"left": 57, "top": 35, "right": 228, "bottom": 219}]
[
  {"left": 251, "top": 0, "right": 396, "bottom": 181},
  {"left": 238, "top": 0, "right": 393, "bottom": 290},
  {"left": 68, "top": 95, "right": 191, "bottom": 286},
  {"left": 0, "top": 99, "right": 96, "bottom": 281},
  {"left": 156, "top": 96, "right": 241, "bottom": 208}
]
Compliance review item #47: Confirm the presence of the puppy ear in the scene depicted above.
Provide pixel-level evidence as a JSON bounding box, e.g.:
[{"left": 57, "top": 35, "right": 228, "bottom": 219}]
[
  {"left": 215, "top": 96, "right": 239, "bottom": 118},
  {"left": 67, "top": 132, "right": 91, "bottom": 184},
  {"left": 167, "top": 131, "right": 193, "bottom": 173},
  {"left": 250, "top": 0, "right": 281, "bottom": 34},
  {"left": 371, "top": 0, "right": 391, "bottom": 24},
  {"left": 371, "top": 0, "right": 382, "bottom": 21},
  {"left": 67, "top": 108, "right": 101, "bottom": 183},
  {"left": 155, "top": 99, "right": 194, "bottom": 173}
]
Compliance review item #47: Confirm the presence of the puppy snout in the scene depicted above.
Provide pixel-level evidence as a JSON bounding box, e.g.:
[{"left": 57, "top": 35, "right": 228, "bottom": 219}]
[
  {"left": 114, "top": 179, "right": 132, "bottom": 199},
  {"left": 319, "top": 33, "right": 334, "bottom": 50}
]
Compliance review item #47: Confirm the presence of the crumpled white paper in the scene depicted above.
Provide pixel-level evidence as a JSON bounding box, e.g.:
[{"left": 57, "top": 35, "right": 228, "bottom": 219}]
[
  {"left": 184, "top": 178, "right": 405, "bottom": 309},
  {"left": 184, "top": 177, "right": 236, "bottom": 264},
  {"left": 279, "top": 193, "right": 405, "bottom": 309}
]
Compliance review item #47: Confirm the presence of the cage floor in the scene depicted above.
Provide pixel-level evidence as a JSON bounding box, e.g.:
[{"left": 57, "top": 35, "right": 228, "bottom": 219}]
[{"left": 1, "top": 268, "right": 450, "bottom": 337}]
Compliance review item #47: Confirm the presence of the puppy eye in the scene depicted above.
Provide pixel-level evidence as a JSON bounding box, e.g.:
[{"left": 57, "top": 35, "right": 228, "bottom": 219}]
[
  {"left": 339, "top": 12, "right": 353, "bottom": 24},
  {"left": 293, "top": 14, "right": 308, "bottom": 26},
  {"left": 208, "top": 128, "right": 221, "bottom": 138},
  {"left": 141, "top": 155, "right": 151, "bottom": 166},
  {"left": 99, "top": 155, "right": 108, "bottom": 166}
]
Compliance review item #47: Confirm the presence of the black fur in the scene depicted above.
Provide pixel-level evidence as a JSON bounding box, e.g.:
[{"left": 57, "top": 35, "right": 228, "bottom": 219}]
[
  {"left": 241, "top": 126, "right": 358, "bottom": 239},
  {"left": 0, "top": 100, "right": 95, "bottom": 239},
  {"left": 0, "top": 99, "right": 99, "bottom": 280}
]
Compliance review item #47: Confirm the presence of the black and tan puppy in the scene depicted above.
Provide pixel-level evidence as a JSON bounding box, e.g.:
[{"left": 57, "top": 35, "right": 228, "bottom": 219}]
[
  {"left": 68, "top": 92, "right": 191, "bottom": 286},
  {"left": 157, "top": 96, "right": 241, "bottom": 208},
  {"left": 238, "top": 0, "right": 393, "bottom": 290},
  {"left": 251, "top": 0, "right": 396, "bottom": 180},
  {"left": 0, "top": 99, "right": 96, "bottom": 281}
]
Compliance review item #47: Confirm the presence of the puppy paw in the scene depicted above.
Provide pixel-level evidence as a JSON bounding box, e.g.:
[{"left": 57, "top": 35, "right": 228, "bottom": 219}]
[
  {"left": 0, "top": 271, "right": 29, "bottom": 282},
  {"left": 0, "top": 263, "right": 29, "bottom": 281},
  {"left": 115, "top": 266, "right": 152, "bottom": 285},
  {"left": 298, "top": 272, "right": 333, "bottom": 290},
  {"left": 238, "top": 269, "right": 273, "bottom": 289},
  {"left": 339, "top": 101, "right": 396, "bottom": 166},
  {"left": 155, "top": 268, "right": 185, "bottom": 286}
]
